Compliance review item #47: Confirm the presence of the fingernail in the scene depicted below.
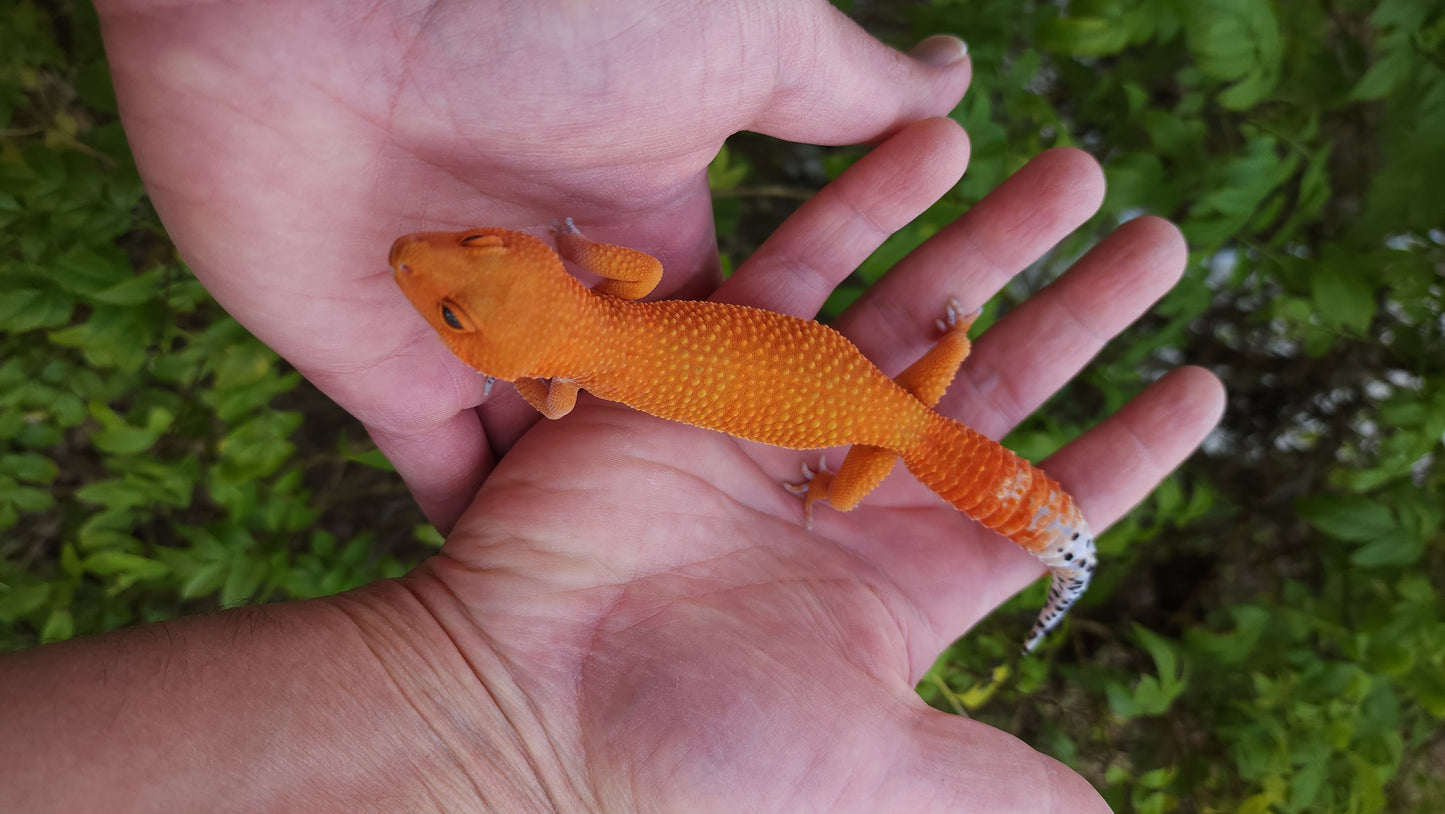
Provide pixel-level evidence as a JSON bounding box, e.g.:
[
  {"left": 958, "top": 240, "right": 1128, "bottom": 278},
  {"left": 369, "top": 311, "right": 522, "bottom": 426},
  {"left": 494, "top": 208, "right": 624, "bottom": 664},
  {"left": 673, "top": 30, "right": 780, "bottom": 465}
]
[{"left": 910, "top": 34, "right": 969, "bottom": 67}]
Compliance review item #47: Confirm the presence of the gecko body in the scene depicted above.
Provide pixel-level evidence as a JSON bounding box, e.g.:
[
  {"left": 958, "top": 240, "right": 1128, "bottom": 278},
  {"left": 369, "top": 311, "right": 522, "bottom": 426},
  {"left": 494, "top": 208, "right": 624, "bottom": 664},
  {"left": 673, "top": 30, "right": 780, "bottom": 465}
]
[{"left": 390, "top": 224, "right": 1095, "bottom": 651}]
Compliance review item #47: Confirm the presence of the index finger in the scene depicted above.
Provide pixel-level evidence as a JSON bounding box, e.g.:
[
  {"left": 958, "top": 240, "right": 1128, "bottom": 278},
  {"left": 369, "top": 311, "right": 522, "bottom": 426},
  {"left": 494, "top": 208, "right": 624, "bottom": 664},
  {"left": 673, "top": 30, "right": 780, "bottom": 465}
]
[{"left": 714, "top": 117, "right": 970, "bottom": 315}]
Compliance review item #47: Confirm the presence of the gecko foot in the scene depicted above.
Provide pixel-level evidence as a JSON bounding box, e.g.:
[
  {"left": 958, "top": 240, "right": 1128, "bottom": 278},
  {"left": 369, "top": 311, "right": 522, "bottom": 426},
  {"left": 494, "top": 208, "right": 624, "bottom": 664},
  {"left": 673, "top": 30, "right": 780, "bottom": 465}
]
[
  {"left": 782, "top": 456, "right": 832, "bottom": 530},
  {"left": 550, "top": 217, "right": 580, "bottom": 236},
  {"left": 935, "top": 297, "right": 982, "bottom": 335}
]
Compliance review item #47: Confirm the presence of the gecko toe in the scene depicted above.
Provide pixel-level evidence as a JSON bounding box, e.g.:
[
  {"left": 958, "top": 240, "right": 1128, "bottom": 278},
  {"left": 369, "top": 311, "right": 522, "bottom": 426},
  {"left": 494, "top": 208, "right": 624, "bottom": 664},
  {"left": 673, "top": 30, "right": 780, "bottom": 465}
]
[{"left": 940, "top": 297, "right": 982, "bottom": 334}]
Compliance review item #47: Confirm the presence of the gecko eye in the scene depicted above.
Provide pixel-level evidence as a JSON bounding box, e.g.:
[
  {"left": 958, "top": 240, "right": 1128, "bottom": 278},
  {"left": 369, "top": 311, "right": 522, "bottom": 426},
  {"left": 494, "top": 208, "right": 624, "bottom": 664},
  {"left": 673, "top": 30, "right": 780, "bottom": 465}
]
[
  {"left": 459, "top": 233, "right": 504, "bottom": 249},
  {"left": 438, "top": 300, "right": 474, "bottom": 332}
]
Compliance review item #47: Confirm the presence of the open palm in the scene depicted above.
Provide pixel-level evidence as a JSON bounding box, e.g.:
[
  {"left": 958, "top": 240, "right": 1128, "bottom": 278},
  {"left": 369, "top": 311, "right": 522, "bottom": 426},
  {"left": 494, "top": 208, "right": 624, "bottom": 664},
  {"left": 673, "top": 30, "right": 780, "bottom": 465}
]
[
  {"left": 96, "top": 0, "right": 974, "bottom": 529},
  {"left": 379, "top": 119, "right": 1224, "bottom": 811}
]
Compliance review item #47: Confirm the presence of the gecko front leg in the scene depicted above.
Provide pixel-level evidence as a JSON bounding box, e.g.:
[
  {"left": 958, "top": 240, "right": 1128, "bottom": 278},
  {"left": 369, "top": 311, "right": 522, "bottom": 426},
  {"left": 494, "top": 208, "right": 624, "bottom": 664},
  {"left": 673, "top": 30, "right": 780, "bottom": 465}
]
[
  {"left": 515, "top": 377, "right": 581, "bottom": 419},
  {"left": 552, "top": 218, "right": 664, "bottom": 301}
]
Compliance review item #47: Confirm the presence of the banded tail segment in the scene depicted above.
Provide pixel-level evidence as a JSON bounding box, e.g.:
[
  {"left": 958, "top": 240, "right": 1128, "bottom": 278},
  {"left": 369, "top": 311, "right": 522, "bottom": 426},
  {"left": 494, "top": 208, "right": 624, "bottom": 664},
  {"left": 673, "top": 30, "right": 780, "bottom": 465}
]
[{"left": 901, "top": 412, "right": 1096, "bottom": 652}]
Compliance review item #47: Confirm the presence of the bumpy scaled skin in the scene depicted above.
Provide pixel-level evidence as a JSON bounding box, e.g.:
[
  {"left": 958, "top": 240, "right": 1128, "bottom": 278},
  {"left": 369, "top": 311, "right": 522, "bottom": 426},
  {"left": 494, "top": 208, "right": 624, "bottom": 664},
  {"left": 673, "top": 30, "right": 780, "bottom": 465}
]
[{"left": 390, "top": 223, "right": 1096, "bottom": 652}]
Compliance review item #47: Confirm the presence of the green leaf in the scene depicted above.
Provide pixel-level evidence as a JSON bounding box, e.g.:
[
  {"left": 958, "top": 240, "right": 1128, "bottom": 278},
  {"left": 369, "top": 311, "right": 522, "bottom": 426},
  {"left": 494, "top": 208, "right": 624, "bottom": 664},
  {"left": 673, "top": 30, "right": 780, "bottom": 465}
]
[
  {"left": 1183, "top": 0, "right": 1282, "bottom": 82},
  {"left": 0, "top": 582, "right": 50, "bottom": 620},
  {"left": 338, "top": 433, "right": 394, "bottom": 471},
  {"left": 0, "top": 501, "right": 18, "bottom": 530},
  {"left": 1288, "top": 750, "right": 1326, "bottom": 810},
  {"left": 87, "top": 402, "right": 172, "bottom": 455},
  {"left": 1107, "top": 625, "right": 1189, "bottom": 720},
  {"left": 1297, "top": 495, "right": 1397, "bottom": 542},
  {"left": 1310, "top": 263, "right": 1376, "bottom": 335},
  {"left": 75, "top": 478, "right": 151, "bottom": 511},
  {"left": 80, "top": 550, "right": 171, "bottom": 581},
  {"left": 47, "top": 304, "right": 156, "bottom": 372},
  {"left": 221, "top": 556, "right": 266, "bottom": 606},
  {"left": 0, "top": 474, "right": 53, "bottom": 511},
  {"left": 77, "top": 509, "right": 141, "bottom": 551},
  {"left": 706, "top": 144, "right": 749, "bottom": 192},
  {"left": 0, "top": 285, "right": 74, "bottom": 332},
  {"left": 40, "top": 607, "right": 74, "bottom": 643},
  {"left": 1107, "top": 681, "right": 1140, "bottom": 719},
  {"left": 0, "top": 452, "right": 59, "bottom": 483},
  {"left": 414, "top": 524, "right": 444, "bottom": 548},
  {"left": 1140, "top": 108, "right": 1206, "bottom": 157},
  {"left": 1350, "top": 534, "right": 1426, "bottom": 568},
  {"left": 1347, "top": 752, "right": 1387, "bottom": 812},
  {"left": 90, "top": 424, "right": 162, "bottom": 455},
  {"left": 1217, "top": 68, "right": 1274, "bottom": 110},
  {"left": 1350, "top": 49, "right": 1413, "bottom": 101},
  {"left": 73, "top": 58, "right": 118, "bottom": 114},
  {"left": 51, "top": 246, "right": 132, "bottom": 298},
  {"left": 1038, "top": 16, "right": 1129, "bottom": 57},
  {"left": 60, "top": 543, "right": 83, "bottom": 579},
  {"left": 1103, "top": 151, "right": 1168, "bottom": 213},
  {"left": 90, "top": 270, "right": 161, "bottom": 306},
  {"left": 179, "top": 561, "right": 228, "bottom": 600}
]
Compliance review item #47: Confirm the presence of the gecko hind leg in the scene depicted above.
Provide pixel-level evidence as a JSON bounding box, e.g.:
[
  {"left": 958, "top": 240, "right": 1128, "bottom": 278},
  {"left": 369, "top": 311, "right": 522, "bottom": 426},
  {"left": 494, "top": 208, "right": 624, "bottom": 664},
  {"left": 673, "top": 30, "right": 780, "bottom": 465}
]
[
  {"left": 784, "top": 298, "right": 980, "bottom": 524},
  {"left": 782, "top": 456, "right": 832, "bottom": 529},
  {"left": 894, "top": 297, "right": 978, "bottom": 405}
]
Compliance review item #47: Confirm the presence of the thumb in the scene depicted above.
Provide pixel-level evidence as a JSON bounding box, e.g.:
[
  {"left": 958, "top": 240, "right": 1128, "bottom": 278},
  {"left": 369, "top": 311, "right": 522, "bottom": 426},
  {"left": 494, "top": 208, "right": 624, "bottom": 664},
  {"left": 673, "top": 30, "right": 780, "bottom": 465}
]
[
  {"left": 902, "top": 712, "right": 1112, "bottom": 813},
  {"left": 750, "top": 4, "right": 971, "bottom": 145}
]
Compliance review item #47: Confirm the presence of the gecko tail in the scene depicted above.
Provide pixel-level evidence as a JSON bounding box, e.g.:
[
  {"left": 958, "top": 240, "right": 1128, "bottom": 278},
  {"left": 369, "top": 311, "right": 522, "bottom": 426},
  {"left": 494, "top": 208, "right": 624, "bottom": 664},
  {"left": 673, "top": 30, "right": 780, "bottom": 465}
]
[
  {"left": 900, "top": 413, "right": 1097, "bottom": 652},
  {"left": 1021, "top": 532, "right": 1095, "bottom": 653}
]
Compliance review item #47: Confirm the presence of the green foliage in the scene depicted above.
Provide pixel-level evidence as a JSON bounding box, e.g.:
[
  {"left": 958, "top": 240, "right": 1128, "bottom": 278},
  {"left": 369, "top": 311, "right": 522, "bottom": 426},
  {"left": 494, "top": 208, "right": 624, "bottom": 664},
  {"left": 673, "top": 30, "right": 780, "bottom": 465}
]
[
  {"left": 0, "top": 0, "right": 421, "bottom": 653},
  {"left": 1106, "top": 625, "right": 1188, "bottom": 720}
]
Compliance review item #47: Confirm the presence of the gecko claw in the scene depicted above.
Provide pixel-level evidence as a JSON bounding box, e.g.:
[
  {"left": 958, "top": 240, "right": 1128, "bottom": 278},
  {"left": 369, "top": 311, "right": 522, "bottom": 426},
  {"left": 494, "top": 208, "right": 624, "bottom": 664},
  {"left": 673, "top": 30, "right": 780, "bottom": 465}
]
[
  {"left": 937, "top": 297, "right": 982, "bottom": 334},
  {"left": 782, "top": 456, "right": 831, "bottom": 530},
  {"left": 483, "top": 376, "right": 496, "bottom": 397},
  {"left": 782, "top": 455, "right": 830, "bottom": 491},
  {"left": 551, "top": 217, "right": 580, "bottom": 236}
]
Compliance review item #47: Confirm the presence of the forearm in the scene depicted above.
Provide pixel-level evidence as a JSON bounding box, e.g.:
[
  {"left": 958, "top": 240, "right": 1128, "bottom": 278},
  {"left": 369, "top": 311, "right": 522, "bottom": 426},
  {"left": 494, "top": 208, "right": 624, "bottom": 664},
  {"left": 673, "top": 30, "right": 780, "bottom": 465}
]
[{"left": 0, "top": 578, "right": 551, "bottom": 813}]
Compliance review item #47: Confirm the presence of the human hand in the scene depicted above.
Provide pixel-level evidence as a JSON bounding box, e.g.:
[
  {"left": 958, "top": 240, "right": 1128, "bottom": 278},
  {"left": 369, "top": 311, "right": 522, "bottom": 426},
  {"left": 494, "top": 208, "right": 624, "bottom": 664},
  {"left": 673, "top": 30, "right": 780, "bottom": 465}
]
[
  {"left": 366, "top": 118, "right": 1224, "bottom": 811},
  {"left": 93, "top": 0, "right": 973, "bottom": 530}
]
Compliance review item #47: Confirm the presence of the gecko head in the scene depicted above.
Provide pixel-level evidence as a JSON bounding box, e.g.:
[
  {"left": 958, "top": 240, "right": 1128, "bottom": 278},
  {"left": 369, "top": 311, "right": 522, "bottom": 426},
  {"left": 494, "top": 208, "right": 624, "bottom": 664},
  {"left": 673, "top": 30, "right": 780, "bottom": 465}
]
[{"left": 389, "top": 229, "right": 577, "bottom": 379}]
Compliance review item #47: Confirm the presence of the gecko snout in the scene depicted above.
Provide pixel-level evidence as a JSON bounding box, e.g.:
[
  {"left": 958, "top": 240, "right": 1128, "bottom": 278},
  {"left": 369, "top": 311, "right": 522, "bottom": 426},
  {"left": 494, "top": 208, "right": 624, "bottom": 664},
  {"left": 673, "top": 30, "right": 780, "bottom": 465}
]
[{"left": 389, "top": 234, "right": 424, "bottom": 272}]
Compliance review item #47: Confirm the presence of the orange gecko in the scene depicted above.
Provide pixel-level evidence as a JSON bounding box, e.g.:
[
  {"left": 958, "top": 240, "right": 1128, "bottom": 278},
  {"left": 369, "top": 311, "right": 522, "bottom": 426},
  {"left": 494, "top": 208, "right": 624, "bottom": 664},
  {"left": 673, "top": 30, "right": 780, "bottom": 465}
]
[{"left": 390, "top": 220, "right": 1096, "bottom": 652}]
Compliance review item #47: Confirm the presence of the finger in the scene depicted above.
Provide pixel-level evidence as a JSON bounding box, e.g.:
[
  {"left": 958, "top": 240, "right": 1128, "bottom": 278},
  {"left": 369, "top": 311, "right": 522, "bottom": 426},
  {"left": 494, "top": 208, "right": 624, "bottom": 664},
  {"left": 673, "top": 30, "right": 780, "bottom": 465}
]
[
  {"left": 945, "top": 216, "right": 1189, "bottom": 438},
  {"left": 308, "top": 339, "right": 496, "bottom": 534},
  {"left": 831, "top": 148, "right": 1106, "bottom": 374},
  {"left": 1049, "top": 365, "right": 1226, "bottom": 530},
  {"left": 905, "top": 366, "right": 1226, "bottom": 651},
  {"left": 368, "top": 412, "right": 494, "bottom": 536},
  {"left": 716, "top": 117, "right": 970, "bottom": 315},
  {"left": 750, "top": 6, "right": 972, "bottom": 144},
  {"left": 899, "top": 710, "right": 1110, "bottom": 813}
]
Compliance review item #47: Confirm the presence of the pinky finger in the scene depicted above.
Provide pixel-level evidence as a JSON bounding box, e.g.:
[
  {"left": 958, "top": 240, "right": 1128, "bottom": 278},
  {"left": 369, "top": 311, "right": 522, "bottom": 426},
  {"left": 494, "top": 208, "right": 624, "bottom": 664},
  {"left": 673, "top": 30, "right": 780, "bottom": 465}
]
[
  {"left": 901, "top": 366, "right": 1225, "bottom": 652},
  {"left": 1048, "top": 365, "right": 1226, "bottom": 531}
]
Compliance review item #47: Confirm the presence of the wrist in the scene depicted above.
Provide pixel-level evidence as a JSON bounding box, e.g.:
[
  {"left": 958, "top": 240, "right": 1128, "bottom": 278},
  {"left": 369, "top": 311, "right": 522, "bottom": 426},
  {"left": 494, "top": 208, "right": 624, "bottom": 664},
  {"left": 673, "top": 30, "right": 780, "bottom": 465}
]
[
  {"left": 332, "top": 572, "right": 594, "bottom": 812},
  {"left": 0, "top": 573, "right": 567, "bottom": 812}
]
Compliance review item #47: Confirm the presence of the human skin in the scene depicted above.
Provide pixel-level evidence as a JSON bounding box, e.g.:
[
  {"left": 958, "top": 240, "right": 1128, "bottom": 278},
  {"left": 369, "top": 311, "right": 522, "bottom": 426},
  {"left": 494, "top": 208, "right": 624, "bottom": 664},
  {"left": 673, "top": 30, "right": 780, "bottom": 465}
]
[
  {"left": 91, "top": 0, "right": 978, "bottom": 531},
  {"left": 0, "top": 116, "right": 1224, "bottom": 812}
]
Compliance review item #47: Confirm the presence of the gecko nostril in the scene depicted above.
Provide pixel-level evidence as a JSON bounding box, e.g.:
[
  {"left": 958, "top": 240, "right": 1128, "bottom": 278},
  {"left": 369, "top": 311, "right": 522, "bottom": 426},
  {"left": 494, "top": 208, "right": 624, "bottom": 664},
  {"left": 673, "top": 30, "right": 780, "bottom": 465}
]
[
  {"left": 388, "top": 234, "right": 425, "bottom": 267},
  {"left": 396, "top": 263, "right": 412, "bottom": 276}
]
